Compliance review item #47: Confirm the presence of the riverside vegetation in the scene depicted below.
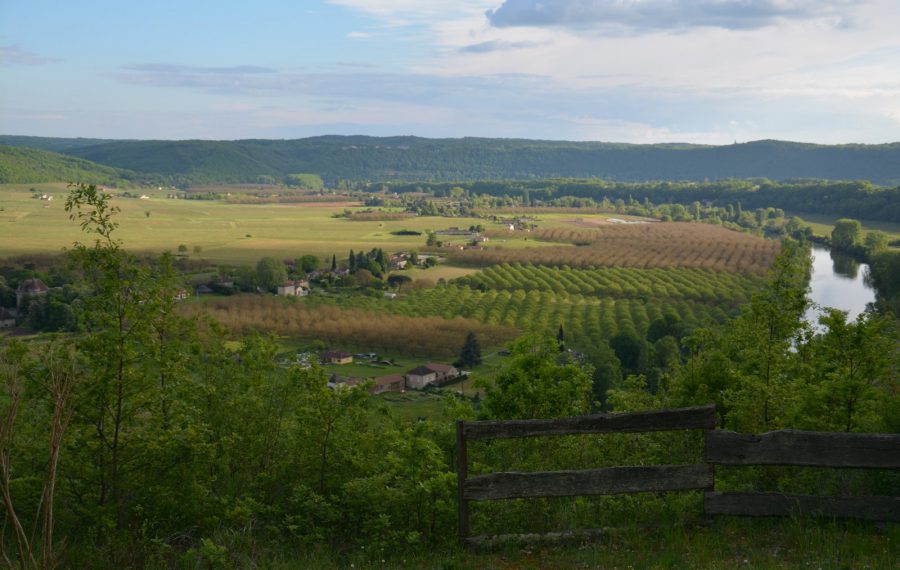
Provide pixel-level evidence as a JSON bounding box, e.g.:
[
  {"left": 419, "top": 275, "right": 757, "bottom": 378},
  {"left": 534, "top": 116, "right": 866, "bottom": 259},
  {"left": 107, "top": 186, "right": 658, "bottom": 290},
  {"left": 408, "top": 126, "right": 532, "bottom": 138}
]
[{"left": 0, "top": 184, "right": 897, "bottom": 568}]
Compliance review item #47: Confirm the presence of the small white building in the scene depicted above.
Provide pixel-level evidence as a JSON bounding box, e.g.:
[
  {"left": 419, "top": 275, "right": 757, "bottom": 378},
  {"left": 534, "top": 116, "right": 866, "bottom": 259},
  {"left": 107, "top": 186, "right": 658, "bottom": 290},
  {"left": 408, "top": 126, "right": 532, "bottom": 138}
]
[
  {"left": 405, "top": 365, "right": 438, "bottom": 390},
  {"left": 277, "top": 280, "right": 310, "bottom": 296}
]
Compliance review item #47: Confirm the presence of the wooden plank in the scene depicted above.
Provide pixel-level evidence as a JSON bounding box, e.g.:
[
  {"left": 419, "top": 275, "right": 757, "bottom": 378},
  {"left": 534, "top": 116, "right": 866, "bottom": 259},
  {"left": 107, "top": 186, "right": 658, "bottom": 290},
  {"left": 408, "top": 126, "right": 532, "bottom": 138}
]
[
  {"left": 464, "top": 464, "right": 713, "bottom": 501},
  {"left": 705, "top": 430, "right": 900, "bottom": 468},
  {"left": 704, "top": 492, "right": 900, "bottom": 522},
  {"left": 463, "top": 404, "right": 716, "bottom": 440},
  {"left": 456, "top": 420, "right": 470, "bottom": 543}
]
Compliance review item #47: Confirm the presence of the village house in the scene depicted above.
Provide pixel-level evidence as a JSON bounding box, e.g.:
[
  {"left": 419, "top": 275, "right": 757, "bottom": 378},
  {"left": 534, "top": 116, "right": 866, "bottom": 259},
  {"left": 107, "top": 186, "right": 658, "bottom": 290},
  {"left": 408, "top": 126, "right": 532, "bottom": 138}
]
[
  {"left": 404, "top": 362, "right": 460, "bottom": 389},
  {"left": 388, "top": 254, "right": 408, "bottom": 270},
  {"left": 372, "top": 374, "right": 405, "bottom": 394},
  {"left": 277, "top": 280, "right": 310, "bottom": 296},
  {"left": 422, "top": 362, "right": 460, "bottom": 384},
  {"left": 0, "top": 308, "right": 15, "bottom": 328},
  {"left": 405, "top": 365, "right": 438, "bottom": 389},
  {"left": 329, "top": 374, "right": 363, "bottom": 389},
  {"left": 322, "top": 351, "right": 353, "bottom": 365},
  {"left": 16, "top": 278, "right": 49, "bottom": 308}
]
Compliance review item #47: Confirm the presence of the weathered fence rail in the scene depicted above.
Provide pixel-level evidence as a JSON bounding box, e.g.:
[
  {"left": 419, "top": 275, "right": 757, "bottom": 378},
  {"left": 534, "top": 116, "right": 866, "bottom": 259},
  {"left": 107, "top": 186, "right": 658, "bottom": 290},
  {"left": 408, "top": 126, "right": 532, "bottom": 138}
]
[
  {"left": 456, "top": 405, "right": 900, "bottom": 545},
  {"left": 705, "top": 429, "right": 900, "bottom": 468},
  {"left": 456, "top": 404, "right": 716, "bottom": 545},
  {"left": 462, "top": 405, "right": 717, "bottom": 440},
  {"left": 704, "top": 429, "right": 900, "bottom": 522}
]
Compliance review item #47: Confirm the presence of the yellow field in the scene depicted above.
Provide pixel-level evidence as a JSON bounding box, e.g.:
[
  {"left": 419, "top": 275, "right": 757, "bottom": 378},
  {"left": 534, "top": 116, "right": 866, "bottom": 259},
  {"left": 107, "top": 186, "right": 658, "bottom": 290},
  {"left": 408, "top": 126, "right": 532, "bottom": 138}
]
[{"left": 0, "top": 185, "right": 548, "bottom": 265}]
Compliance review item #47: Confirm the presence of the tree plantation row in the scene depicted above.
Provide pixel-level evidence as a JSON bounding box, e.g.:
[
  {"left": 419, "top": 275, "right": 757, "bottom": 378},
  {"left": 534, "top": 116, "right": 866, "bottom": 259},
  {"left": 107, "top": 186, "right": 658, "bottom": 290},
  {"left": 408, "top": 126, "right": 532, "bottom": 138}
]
[
  {"left": 451, "top": 222, "right": 780, "bottom": 276},
  {"left": 311, "top": 286, "right": 727, "bottom": 342},
  {"left": 185, "top": 297, "right": 516, "bottom": 358},
  {"left": 456, "top": 264, "right": 762, "bottom": 305}
]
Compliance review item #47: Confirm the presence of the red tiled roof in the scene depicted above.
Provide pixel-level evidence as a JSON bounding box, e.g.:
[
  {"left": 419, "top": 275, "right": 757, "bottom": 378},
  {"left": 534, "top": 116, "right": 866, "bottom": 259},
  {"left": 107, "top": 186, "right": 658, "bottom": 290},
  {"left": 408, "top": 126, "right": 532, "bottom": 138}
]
[{"left": 375, "top": 374, "right": 405, "bottom": 385}]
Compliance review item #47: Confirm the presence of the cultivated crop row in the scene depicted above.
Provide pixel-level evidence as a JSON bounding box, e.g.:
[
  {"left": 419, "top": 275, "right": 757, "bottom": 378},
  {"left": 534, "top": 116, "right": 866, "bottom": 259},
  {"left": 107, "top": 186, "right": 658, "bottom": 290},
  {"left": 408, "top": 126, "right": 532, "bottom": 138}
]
[
  {"left": 185, "top": 296, "right": 517, "bottom": 357},
  {"left": 309, "top": 286, "right": 731, "bottom": 346},
  {"left": 455, "top": 222, "right": 779, "bottom": 275},
  {"left": 456, "top": 263, "right": 762, "bottom": 304}
]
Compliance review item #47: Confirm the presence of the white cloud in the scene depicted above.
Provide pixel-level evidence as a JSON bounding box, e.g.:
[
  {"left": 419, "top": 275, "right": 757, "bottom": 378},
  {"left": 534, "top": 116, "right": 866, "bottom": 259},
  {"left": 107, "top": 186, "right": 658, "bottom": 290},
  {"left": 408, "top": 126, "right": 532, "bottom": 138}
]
[{"left": 326, "top": 0, "right": 496, "bottom": 26}]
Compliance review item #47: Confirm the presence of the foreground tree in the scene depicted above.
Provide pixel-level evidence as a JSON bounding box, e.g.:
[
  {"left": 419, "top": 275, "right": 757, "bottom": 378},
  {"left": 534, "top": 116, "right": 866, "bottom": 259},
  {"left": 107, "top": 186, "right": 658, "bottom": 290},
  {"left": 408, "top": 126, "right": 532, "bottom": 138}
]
[
  {"left": 0, "top": 340, "right": 78, "bottom": 569},
  {"left": 481, "top": 335, "right": 592, "bottom": 419}
]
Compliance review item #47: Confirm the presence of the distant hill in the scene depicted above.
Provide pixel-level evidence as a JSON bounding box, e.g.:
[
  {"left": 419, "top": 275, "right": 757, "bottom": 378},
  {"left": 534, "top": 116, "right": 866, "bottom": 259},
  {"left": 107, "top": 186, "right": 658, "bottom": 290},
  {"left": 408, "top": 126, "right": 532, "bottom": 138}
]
[
  {"left": 0, "top": 135, "right": 120, "bottom": 153},
  {"left": 0, "top": 145, "right": 145, "bottom": 186},
  {"left": 2, "top": 135, "right": 899, "bottom": 185}
]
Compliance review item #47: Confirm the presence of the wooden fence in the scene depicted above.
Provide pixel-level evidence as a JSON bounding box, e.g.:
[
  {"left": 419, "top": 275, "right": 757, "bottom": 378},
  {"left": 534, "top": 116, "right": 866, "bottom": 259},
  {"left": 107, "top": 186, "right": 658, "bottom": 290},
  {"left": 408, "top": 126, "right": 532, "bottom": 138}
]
[
  {"left": 456, "top": 405, "right": 900, "bottom": 546},
  {"left": 455, "top": 404, "right": 717, "bottom": 545},
  {"left": 704, "top": 429, "right": 900, "bottom": 521}
]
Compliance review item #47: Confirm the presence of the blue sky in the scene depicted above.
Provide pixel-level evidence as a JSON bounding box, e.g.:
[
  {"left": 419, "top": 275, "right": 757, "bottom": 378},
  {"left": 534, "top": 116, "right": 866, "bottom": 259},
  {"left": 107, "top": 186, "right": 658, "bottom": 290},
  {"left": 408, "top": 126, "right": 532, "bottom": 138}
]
[{"left": 1, "top": 0, "right": 899, "bottom": 143}]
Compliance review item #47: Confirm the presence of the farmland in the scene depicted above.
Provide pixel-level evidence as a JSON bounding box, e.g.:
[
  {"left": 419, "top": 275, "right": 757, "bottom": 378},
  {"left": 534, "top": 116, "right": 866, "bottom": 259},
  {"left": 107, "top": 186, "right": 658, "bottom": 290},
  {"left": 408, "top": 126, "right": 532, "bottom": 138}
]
[
  {"left": 184, "top": 296, "right": 517, "bottom": 358},
  {"left": 456, "top": 264, "right": 762, "bottom": 304},
  {"left": 453, "top": 222, "right": 780, "bottom": 275},
  {"left": 0, "top": 184, "right": 535, "bottom": 263},
  {"left": 1, "top": 182, "right": 783, "bottom": 364},
  {"left": 308, "top": 285, "right": 732, "bottom": 345}
]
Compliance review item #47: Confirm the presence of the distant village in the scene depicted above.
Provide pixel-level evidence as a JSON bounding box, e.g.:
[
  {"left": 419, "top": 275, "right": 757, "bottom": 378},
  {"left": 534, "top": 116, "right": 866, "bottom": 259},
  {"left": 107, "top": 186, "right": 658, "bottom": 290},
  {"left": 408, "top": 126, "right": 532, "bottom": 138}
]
[{"left": 289, "top": 350, "right": 466, "bottom": 395}]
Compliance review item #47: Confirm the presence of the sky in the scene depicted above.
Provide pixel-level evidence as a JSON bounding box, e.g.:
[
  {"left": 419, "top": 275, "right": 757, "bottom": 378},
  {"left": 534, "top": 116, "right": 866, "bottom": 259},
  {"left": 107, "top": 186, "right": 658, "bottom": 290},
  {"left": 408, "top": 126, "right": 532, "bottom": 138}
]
[{"left": 1, "top": 0, "right": 899, "bottom": 144}]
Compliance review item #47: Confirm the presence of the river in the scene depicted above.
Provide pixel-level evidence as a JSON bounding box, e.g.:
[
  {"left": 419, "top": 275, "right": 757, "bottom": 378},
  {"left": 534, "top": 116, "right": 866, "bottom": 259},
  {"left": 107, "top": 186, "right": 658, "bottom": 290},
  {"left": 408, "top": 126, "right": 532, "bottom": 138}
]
[{"left": 805, "top": 245, "right": 876, "bottom": 324}]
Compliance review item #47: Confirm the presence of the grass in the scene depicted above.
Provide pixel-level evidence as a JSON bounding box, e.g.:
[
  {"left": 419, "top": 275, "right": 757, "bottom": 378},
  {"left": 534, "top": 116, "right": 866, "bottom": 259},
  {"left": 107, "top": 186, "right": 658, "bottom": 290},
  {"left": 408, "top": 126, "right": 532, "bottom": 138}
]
[
  {"left": 190, "top": 518, "right": 897, "bottom": 569},
  {"left": 0, "top": 185, "right": 538, "bottom": 264},
  {"left": 789, "top": 211, "right": 900, "bottom": 242},
  {"left": 320, "top": 355, "right": 424, "bottom": 379},
  {"left": 375, "top": 391, "right": 447, "bottom": 422}
]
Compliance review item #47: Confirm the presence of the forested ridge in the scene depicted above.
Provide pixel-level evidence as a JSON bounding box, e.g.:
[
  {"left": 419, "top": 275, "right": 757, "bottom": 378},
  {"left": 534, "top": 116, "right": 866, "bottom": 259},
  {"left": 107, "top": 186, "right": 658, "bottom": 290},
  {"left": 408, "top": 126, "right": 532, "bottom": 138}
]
[
  {"left": 0, "top": 145, "right": 146, "bottom": 186},
  {"left": 2, "top": 135, "right": 900, "bottom": 185}
]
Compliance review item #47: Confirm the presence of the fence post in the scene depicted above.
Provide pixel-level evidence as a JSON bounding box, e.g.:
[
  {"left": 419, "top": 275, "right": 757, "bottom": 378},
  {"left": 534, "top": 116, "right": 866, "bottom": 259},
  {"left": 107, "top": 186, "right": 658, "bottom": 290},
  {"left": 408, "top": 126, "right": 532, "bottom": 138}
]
[{"left": 456, "top": 420, "right": 470, "bottom": 543}]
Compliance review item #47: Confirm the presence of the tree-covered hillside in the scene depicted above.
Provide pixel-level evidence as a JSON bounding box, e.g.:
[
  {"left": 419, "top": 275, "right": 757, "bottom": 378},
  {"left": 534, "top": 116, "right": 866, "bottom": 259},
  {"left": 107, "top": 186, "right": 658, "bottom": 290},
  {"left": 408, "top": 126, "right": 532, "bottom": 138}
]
[
  {"left": 0, "top": 144, "right": 145, "bottom": 186},
  {"left": 2, "top": 135, "right": 900, "bottom": 185},
  {"left": 0, "top": 135, "right": 118, "bottom": 153}
]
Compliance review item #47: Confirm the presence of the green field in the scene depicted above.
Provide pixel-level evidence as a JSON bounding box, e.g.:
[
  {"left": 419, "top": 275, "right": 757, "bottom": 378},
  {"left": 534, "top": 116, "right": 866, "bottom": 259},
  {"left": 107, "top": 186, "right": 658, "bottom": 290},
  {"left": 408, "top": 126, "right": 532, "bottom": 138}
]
[
  {"left": 0, "top": 185, "right": 548, "bottom": 264},
  {"left": 789, "top": 210, "right": 900, "bottom": 242}
]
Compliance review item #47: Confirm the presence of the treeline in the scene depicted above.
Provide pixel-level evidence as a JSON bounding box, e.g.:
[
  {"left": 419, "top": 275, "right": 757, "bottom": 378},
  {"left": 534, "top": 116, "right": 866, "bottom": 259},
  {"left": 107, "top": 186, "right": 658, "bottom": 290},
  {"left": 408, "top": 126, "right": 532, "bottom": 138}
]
[
  {"left": 384, "top": 178, "right": 900, "bottom": 224},
  {"left": 3, "top": 135, "right": 900, "bottom": 185}
]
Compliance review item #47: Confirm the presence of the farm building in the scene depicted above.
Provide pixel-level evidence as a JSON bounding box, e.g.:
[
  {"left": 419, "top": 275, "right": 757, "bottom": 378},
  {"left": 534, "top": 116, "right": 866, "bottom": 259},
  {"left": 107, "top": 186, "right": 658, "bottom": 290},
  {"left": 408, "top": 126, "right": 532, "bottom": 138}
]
[
  {"left": 372, "top": 374, "right": 405, "bottom": 394},
  {"left": 405, "top": 366, "right": 438, "bottom": 389},
  {"left": 422, "top": 363, "right": 460, "bottom": 384},
  {"left": 322, "top": 351, "right": 354, "bottom": 365},
  {"left": 277, "top": 280, "right": 310, "bottom": 296},
  {"left": 16, "top": 278, "right": 49, "bottom": 307},
  {"left": 404, "top": 362, "right": 460, "bottom": 389}
]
